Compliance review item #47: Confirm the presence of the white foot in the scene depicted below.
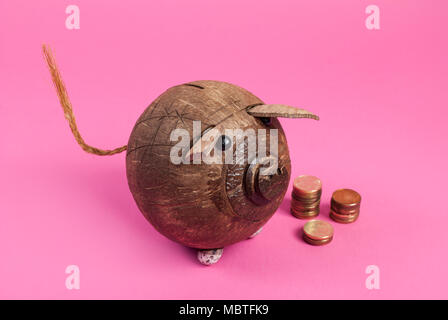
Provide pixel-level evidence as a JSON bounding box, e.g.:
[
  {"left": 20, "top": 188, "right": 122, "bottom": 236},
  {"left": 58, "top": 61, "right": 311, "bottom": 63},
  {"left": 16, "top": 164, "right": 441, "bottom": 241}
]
[
  {"left": 248, "top": 227, "right": 263, "bottom": 239},
  {"left": 197, "top": 248, "right": 223, "bottom": 266}
]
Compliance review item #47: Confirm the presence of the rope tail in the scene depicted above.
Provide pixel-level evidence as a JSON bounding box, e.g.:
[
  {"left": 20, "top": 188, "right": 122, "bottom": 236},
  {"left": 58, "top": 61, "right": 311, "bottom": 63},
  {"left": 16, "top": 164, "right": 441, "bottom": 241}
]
[{"left": 42, "top": 44, "right": 127, "bottom": 156}]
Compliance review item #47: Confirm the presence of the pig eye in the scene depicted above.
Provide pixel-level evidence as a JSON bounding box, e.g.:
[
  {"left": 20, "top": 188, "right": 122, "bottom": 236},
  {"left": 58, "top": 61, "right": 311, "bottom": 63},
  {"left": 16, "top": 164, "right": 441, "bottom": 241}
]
[
  {"left": 217, "top": 135, "right": 232, "bottom": 151},
  {"left": 260, "top": 117, "right": 272, "bottom": 126}
]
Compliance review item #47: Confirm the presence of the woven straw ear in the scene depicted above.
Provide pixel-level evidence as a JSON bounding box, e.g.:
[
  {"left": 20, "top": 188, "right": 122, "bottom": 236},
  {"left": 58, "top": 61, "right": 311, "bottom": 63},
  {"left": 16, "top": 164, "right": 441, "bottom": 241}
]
[{"left": 247, "top": 104, "right": 319, "bottom": 120}]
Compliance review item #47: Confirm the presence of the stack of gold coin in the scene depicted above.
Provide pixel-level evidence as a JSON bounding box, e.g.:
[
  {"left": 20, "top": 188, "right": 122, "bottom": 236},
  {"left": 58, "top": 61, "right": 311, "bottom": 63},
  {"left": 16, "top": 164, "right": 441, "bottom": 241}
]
[
  {"left": 330, "top": 189, "right": 361, "bottom": 223},
  {"left": 302, "top": 220, "right": 334, "bottom": 246},
  {"left": 290, "top": 175, "right": 322, "bottom": 219}
]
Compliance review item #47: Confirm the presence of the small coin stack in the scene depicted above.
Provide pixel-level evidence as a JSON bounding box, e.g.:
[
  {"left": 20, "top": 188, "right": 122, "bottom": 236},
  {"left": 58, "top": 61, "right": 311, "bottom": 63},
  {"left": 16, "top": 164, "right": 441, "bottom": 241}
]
[
  {"left": 330, "top": 189, "right": 361, "bottom": 223},
  {"left": 291, "top": 175, "right": 322, "bottom": 219},
  {"left": 302, "top": 220, "right": 334, "bottom": 246}
]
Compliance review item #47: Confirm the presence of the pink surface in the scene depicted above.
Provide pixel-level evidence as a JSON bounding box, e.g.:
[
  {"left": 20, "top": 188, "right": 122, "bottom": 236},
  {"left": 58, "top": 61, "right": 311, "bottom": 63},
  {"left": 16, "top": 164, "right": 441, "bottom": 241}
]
[{"left": 1, "top": 0, "right": 447, "bottom": 299}]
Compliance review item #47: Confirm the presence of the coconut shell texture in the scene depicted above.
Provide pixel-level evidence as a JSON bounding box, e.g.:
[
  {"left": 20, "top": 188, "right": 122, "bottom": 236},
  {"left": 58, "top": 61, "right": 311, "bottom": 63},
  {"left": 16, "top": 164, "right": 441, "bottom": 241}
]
[{"left": 126, "top": 80, "right": 291, "bottom": 249}]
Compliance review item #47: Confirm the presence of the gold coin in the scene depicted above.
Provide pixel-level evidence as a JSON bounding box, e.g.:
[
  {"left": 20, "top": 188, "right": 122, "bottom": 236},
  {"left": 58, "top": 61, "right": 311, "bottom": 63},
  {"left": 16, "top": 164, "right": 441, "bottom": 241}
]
[
  {"left": 291, "top": 206, "right": 320, "bottom": 214},
  {"left": 291, "top": 199, "right": 320, "bottom": 210},
  {"left": 303, "top": 234, "right": 333, "bottom": 246},
  {"left": 303, "top": 220, "right": 334, "bottom": 241},
  {"left": 292, "top": 206, "right": 320, "bottom": 213},
  {"left": 331, "top": 202, "right": 360, "bottom": 213},
  {"left": 291, "top": 201, "right": 320, "bottom": 211},
  {"left": 329, "top": 209, "right": 359, "bottom": 224},
  {"left": 331, "top": 189, "right": 361, "bottom": 209},
  {"left": 330, "top": 204, "right": 359, "bottom": 215},
  {"left": 291, "top": 208, "right": 319, "bottom": 219},
  {"left": 292, "top": 190, "right": 322, "bottom": 202},
  {"left": 293, "top": 175, "right": 322, "bottom": 197},
  {"left": 292, "top": 209, "right": 320, "bottom": 216}
]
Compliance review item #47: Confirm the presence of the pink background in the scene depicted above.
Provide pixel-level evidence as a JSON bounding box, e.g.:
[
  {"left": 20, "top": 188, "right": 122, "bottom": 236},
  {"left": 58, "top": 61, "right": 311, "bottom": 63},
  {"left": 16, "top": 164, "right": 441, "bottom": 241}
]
[{"left": 1, "top": 0, "right": 447, "bottom": 299}]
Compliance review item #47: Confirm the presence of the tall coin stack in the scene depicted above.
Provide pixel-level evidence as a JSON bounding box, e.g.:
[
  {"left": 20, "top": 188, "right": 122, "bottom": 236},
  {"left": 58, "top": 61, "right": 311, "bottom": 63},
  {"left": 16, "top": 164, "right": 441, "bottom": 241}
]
[
  {"left": 290, "top": 175, "right": 322, "bottom": 219},
  {"left": 330, "top": 189, "right": 361, "bottom": 223}
]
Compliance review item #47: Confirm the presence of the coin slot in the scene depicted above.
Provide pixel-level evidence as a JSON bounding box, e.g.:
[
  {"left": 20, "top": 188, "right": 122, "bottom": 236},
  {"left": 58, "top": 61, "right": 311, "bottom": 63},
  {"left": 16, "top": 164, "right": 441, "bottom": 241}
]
[{"left": 184, "top": 83, "right": 205, "bottom": 89}]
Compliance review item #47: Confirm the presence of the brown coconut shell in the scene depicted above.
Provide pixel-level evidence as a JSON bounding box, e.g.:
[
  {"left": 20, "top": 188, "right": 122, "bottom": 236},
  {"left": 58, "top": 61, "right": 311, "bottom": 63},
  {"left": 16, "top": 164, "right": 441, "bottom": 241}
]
[{"left": 126, "top": 80, "right": 292, "bottom": 249}]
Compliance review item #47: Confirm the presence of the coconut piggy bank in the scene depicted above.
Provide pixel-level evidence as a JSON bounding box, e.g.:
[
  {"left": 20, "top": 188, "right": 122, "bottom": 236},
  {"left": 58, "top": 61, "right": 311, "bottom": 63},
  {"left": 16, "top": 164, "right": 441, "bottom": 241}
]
[{"left": 43, "top": 46, "right": 319, "bottom": 265}]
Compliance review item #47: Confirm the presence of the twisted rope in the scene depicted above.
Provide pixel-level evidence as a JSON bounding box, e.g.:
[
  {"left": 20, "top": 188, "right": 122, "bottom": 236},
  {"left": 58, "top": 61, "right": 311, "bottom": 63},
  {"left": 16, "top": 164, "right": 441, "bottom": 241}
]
[{"left": 42, "top": 44, "right": 127, "bottom": 156}]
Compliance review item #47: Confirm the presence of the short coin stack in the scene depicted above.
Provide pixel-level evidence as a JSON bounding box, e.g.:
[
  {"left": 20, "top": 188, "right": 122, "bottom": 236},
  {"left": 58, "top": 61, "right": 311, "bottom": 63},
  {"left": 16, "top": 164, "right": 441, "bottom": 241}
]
[
  {"left": 291, "top": 175, "right": 322, "bottom": 219},
  {"left": 330, "top": 189, "right": 361, "bottom": 223},
  {"left": 302, "top": 220, "right": 334, "bottom": 246}
]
